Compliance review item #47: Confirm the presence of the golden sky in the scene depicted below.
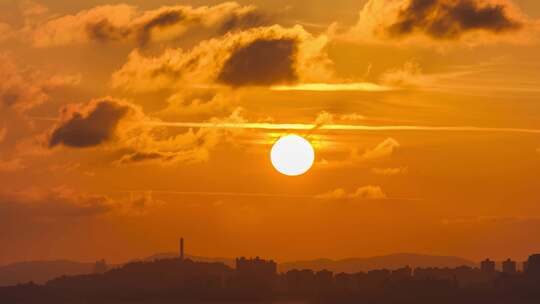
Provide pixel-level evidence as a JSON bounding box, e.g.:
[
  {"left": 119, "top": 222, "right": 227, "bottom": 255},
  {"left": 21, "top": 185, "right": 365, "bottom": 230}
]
[{"left": 1, "top": 0, "right": 540, "bottom": 265}]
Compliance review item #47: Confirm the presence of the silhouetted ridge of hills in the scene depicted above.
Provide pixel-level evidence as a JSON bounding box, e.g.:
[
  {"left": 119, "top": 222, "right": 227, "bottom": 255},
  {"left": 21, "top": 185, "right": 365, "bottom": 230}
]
[
  {"left": 0, "top": 253, "right": 475, "bottom": 286},
  {"left": 0, "top": 260, "right": 94, "bottom": 286},
  {"left": 47, "top": 258, "right": 232, "bottom": 294},
  {"left": 140, "top": 252, "right": 235, "bottom": 267}
]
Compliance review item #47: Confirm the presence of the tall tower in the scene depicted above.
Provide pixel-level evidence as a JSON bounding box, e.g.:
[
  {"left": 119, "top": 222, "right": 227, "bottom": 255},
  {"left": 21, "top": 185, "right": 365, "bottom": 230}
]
[{"left": 179, "top": 237, "right": 184, "bottom": 260}]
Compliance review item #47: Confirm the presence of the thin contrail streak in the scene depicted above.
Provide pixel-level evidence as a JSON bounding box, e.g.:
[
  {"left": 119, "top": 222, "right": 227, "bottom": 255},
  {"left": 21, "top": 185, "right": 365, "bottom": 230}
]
[
  {"left": 148, "top": 121, "right": 540, "bottom": 134},
  {"left": 30, "top": 116, "right": 540, "bottom": 135},
  {"left": 115, "top": 190, "right": 311, "bottom": 199},
  {"left": 112, "top": 190, "right": 421, "bottom": 201}
]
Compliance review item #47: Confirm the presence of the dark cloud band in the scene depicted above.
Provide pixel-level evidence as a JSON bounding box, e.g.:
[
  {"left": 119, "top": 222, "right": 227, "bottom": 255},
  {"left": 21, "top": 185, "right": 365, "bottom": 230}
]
[
  {"left": 386, "top": 0, "right": 522, "bottom": 39},
  {"left": 49, "top": 99, "right": 133, "bottom": 148},
  {"left": 218, "top": 38, "right": 299, "bottom": 86}
]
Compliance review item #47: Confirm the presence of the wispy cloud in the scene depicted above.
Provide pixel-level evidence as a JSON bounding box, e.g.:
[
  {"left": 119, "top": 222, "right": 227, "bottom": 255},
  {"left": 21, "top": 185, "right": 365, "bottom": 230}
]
[
  {"left": 271, "top": 82, "right": 393, "bottom": 92},
  {"left": 149, "top": 120, "right": 540, "bottom": 135},
  {"left": 0, "top": 187, "right": 163, "bottom": 219},
  {"left": 0, "top": 127, "right": 6, "bottom": 143},
  {"left": 316, "top": 185, "right": 387, "bottom": 200},
  {"left": 112, "top": 189, "right": 419, "bottom": 201},
  {"left": 372, "top": 167, "right": 408, "bottom": 176},
  {"left": 0, "top": 158, "right": 25, "bottom": 172}
]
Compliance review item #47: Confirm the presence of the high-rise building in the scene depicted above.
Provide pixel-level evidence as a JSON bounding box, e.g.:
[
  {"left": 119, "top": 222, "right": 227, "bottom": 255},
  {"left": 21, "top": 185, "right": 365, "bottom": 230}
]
[
  {"left": 502, "top": 258, "right": 516, "bottom": 275},
  {"left": 179, "top": 237, "right": 184, "bottom": 260},
  {"left": 480, "top": 258, "right": 496, "bottom": 273},
  {"left": 236, "top": 257, "right": 277, "bottom": 276},
  {"left": 525, "top": 254, "right": 540, "bottom": 276}
]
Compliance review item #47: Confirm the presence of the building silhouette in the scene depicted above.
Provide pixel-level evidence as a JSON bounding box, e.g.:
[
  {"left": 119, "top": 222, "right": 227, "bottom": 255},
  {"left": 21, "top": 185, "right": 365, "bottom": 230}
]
[
  {"left": 235, "top": 257, "right": 277, "bottom": 276},
  {"left": 525, "top": 254, "right": 540, "bottom": 277},
  {"left": 179, "top": 237, "right": 184, "bottom": 260},
  {"left": 480, "top": 258, "right": 496, "bottom": 273},
  {"left": 392, "top": 266, "right": 412, "bottom": 281},
  {"left": 502, "top": 258, "right": 517, "bottom": 275},
  {"left": 231, "top": 257, "right": 278, "bottom": 295}
]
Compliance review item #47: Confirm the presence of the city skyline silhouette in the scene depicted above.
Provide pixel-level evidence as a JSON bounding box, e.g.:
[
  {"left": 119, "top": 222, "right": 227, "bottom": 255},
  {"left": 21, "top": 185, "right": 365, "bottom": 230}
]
[{"left": 3, "top": 238, "right": 540, "bottom": 303}]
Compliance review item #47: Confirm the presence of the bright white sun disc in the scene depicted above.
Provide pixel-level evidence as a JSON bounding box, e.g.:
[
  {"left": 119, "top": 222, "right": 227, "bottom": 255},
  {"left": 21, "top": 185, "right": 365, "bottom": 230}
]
[{"left": 271, "top": 135, "right": 315, "bottom": 176}]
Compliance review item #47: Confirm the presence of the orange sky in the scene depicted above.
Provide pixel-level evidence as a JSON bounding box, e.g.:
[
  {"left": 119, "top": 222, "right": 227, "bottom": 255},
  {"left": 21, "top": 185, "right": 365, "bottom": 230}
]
[{"left": 1, "top": 0, "right": 540, "bottom": 265}]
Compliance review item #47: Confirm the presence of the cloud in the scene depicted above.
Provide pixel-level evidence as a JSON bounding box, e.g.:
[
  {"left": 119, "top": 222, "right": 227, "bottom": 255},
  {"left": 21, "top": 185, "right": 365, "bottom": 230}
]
[
  {"left": 0, "top": 127, "right": 6, "bottom": 143},
  {"left": 312, "top": 111, "right": 368, "bottom": 129},
  {"left": 379, "top": 60, "right": 529, "bottom": 92},
  {"left": 0, "top": 187, "right": 163, "bottom": 219},
  {"left": 347, "top": 0, "right": 531, "bottom": 44},
  {"left": 125, "top": 191, "right": 165, "bottom": 215},
  {"left": 441, "top": 215, "right": 540, "bottom": 226},
  {"left": 372, "top": 167, "right": 408, "bottom": 176},
  {"left": 218, "top": 38, "right": 298, "bottom": 86},
  {"left": 314, "top": 111, "right": 335, "bottom": 128},
  {"left": 0, "top": 187, "right": 116, "bottom": 218},
  {"left": 0, "top": 54, "right": 49, "bottom": 112},
  {"left": 160, "top": 89, "right": 236, "bottom": 117},
  {"left": 0, "top": 23, "right": 12, "bottom": 42},
  {"left": 130, "top": 10, "right": 185, "bottom": 46},
  {"left": 340, "top": 113, "right": 367, "bottom": 121},
  {"left": 23, "top": 2, "right": 268, "bottom": 47},
  {"left": 0, "top": 158, "right": 25, "bottom": 172},
  {"left": 45, "top": 97, "right": 250, "bottom": 165},
  {"left": 380, "top": 60, "right": 427, "bottom": 87},
  {"left": 218, "top": 7, "right": 267, "bottom": 34},
  {"left": 18, "top": 0, "right": 49, "bottom": 20},
  {"left": 0, "top": 53, "right": 80, "bottom": 112},
  {"left": 317, "top": 137, "right": 400, "bottom": 169},
  {"left": 316, "top": 185, "right": 387, "bottom": 200},
  {"left": 387, "top": 0, "right": 522, "bottom": 39},
  {"left": 152, "top": 118, "right": 540, "bottom": 134},
  {"left": 48, "top": 98, "right": 137, "bottom": 148},
  {"left": 27, "top": 4, "right": 136, "bottom": 47},
  {"left": 114, "top": 144, "right": 212, "bottom": 166},
  {"left": 115, "top": 107, "right": 250, "bottom": 165},
  {"left": 358, "top": 137, "right": 401, "bottom": 161},
  {"left": 111, "top": 25, "right": 334, "bottom": 92},
  {"left": 270, "top": 82, "right": 393, "bottom": 92}
]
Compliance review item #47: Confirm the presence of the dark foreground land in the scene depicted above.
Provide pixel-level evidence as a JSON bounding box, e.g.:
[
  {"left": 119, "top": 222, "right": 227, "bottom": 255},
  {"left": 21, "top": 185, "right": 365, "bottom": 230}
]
[{"left": 2, "top": 257, "right": 540, "bottom": 304}]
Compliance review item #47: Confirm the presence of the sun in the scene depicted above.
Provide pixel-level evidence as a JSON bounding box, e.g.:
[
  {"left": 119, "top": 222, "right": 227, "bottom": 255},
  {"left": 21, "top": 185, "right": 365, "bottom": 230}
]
[{"left": 271, "top": 135, "right": 315, "bottom": 176}]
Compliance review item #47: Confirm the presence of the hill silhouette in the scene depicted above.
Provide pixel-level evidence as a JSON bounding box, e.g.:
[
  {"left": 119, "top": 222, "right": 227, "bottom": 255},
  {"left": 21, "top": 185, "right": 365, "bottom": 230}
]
[
  {"left": 0, "top": 254, "right": 234, "bottom": 286},
  {"left": 0, "top": 253, "right": 475, "bottom": 286},
  {"left": 140, "top": 253, "right": 235, "bottom": 267},
  {"left": 0, "top": 260, "right": 95, "bottom": 286}
]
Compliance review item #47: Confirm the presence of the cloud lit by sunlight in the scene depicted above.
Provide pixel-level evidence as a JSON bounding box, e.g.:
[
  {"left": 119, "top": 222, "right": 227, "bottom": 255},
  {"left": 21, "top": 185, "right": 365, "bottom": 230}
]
[
  {"left": 271, "top": 82, "right": 394, "bottom": 92},
  {"left": 149, "top": 121, "right": 540, "bottom": 135}
]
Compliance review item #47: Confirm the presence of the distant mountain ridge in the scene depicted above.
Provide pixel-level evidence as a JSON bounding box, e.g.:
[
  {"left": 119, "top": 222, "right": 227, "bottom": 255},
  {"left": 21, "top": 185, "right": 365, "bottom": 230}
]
[
  {"left": 0, "top": 260, "right": 95, "bottom": 287},
  {"left": 0, "top": 253, "right": 476, "bottom": 286}
]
